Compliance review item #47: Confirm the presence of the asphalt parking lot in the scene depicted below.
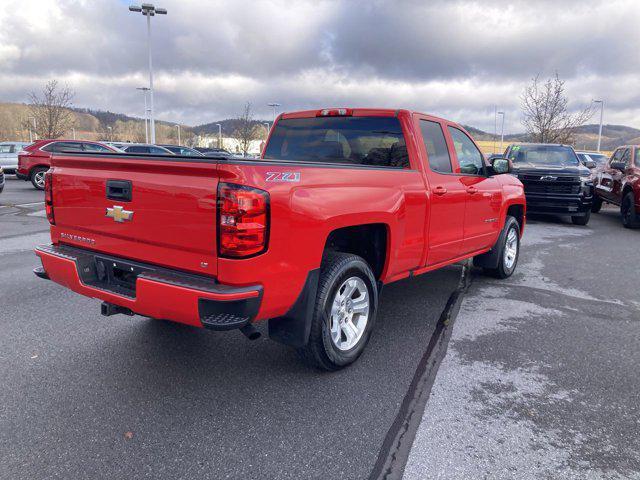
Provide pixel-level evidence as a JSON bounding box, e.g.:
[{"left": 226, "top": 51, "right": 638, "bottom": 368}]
[{"left": 1, "top": 176, "right": 638, "bottom": 479}]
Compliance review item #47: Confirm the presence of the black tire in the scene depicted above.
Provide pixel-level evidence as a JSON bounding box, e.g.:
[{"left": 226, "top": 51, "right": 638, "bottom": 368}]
[
  {"left": 591, "top": 197, "right": 603, "bottom": 213},
  {"left": 482, "top": 216, "right": 520, "bottom": 279},
  {"left": 30, "top": 167, "right": 47, "bottom": 190},
  {"left": 621, "top": 191, "right": 640, "bottom": 229},
  {"left": 571, "top": 210, "right": 591, "bottom": 226},
  {"left": 297, "top": 252, "right": 378, "bottom": 371}
]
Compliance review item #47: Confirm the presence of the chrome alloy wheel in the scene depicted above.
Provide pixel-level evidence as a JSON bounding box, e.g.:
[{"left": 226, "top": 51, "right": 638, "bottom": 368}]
[
  {"left": 504, "top": 227, "right": 518, "bottom": 270},
  {"left": 329, "top": 276, "right": 370, "bottom": 351},
  {"left": 34, "top": 170, "right": 46, "bottom": 189}
]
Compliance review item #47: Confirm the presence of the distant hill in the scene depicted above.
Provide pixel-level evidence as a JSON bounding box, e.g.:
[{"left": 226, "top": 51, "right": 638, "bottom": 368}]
[
  {"left": 193, "top": 118, "right": 271, "bottom": 137},
  {"left": 464, "top": 123, "right": 640, "bottom": 151},
  {"left": 0, "top": 101, "right": 637, "bottom": 151}
]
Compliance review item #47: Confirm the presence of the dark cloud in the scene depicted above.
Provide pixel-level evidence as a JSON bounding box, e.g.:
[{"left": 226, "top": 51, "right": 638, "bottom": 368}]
[{"left": 0, "top": 0, "right": 638, "bottom": 132}]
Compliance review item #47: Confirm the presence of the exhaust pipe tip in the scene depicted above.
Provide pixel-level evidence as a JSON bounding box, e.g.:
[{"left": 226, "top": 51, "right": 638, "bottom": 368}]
[{"left": 240, "top": 324, "right": 261, "bottom": 341}]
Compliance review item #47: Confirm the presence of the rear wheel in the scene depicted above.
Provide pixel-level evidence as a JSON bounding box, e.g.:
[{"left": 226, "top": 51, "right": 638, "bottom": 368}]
[
  {"left": 571, "top": 210, "right": 591, "bottom": 226},
  {"left": 591, "top": 197, "right": 603, "bottom": 213},
  {"left": 482, "top": 216, "right": 520, "bottom": 279},
  {"left": 621, "top": 191, "right": 640, "bottom": 229},
  {"left": 297, "top": 252, "right": 378, "bottom": 371},
  {"left": 30, "top": 167, "right": 47, "bottom": 190}
]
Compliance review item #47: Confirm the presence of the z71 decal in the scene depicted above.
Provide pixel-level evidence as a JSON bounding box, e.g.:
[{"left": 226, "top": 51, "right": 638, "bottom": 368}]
[{"left": 265, "top": 172, "right": 301, "bottom": 182}]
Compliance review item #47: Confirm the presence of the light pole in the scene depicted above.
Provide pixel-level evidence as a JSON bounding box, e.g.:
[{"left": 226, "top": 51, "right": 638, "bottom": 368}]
[
  {"left": 592, "top": 99, "right": 604, "bottom": 152},
  {"left": 136, "top": 86, "right": 150, "bottom": 143},
  {"left": 107, "top": 126, "right": 113, "bottom": 141},
  {"left": 263, "top": 122, "right": 270, "bottom": 132},
  {"left": 72, "top": 127, "right": 76, "bottom": 140},
  {"left": 493, "top": 106, "right": 498, "bottom": 154},
  {"left": 129, "top": 3, "right": 167, "bottom": 144},
  {"left": 215, "top": 123, "right": 222, "bottom": 149},
  {"left": 267, "top": 102, "right": 281, "bottom": 123},
  {"left": 28, "top": 116, "right": 37, "bottom": 141},
  {"left": 175, "top": 124, "right": 181, "bottom": 145},
  {"left": 497, "top": 111, "right": 505, "bottom": 153}
]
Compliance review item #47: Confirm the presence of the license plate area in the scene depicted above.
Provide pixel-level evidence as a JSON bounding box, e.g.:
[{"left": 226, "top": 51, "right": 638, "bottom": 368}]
[{"left": 94, "top": 256, "right": 144, "bottom": 297}]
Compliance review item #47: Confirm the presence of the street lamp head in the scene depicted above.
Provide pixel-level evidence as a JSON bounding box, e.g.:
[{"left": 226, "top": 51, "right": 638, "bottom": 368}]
[
  {"left": 267, "top": 103, "right": 281, "bottom": 107},
  {"left": 129, "top": 4, "right": 167, "bottom": 15},
  {"left": 155, "top": 7, "right": 167, "bottom": 14},
  {"left": 129, "top": 5, "right": 142, "bottom": 12}
]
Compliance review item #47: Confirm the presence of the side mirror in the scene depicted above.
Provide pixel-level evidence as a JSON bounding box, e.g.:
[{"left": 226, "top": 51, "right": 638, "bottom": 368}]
[
  {"left": 611, "top": 161, "right": 626, "bottom": 172},
  {"left": 491, "top": 157, "right": 512, "bottom": 175},
  {"left": 584, "top": 160, "right": 596, "bottom": 169}
]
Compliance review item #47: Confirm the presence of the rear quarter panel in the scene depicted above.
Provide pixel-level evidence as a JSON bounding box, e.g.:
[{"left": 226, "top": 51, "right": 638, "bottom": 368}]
[{"left": 216, "top": 161, "right": 428, "bottom": 320}]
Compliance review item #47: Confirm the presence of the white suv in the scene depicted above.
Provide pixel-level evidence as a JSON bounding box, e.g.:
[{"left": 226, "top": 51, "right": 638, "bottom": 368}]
[{"left": 0, "top": 142, "right": 31, "bottom": 174}]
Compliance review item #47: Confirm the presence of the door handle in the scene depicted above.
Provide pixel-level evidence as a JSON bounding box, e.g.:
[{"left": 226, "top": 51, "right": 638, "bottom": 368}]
[
  {"left": 433, "top": 186, "right": 447, "bottom": 196},
  {"left": 466, "top": 186, "right": 478, "bottom": 194}
]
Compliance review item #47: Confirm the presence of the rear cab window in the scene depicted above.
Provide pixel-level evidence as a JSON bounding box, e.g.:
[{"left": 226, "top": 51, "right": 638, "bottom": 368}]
[{"left": 263, "top": 116, "right": 410, "bottom": 168}]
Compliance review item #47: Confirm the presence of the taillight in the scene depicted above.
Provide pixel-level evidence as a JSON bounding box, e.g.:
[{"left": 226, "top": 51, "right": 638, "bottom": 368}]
[
  {"left": 44, "top": 170, "right": 55, "bottom": 225},
  {"left": 217, "top": 183, "right": 269, "bottom": 258}
]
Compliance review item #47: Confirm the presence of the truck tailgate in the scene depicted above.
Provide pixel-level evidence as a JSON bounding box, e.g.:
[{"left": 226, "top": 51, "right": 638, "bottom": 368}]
[{"left": 49, "top": 154, "right": 220, "bottom": 276}]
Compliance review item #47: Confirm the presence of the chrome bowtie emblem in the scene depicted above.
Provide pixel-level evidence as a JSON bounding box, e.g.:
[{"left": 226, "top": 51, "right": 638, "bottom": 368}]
[
  {"left": 540, "top": 175, "right": 557, "bottom": 181},
  {"left": 106, "top": 205, "right": 134, "bottom": 223}
]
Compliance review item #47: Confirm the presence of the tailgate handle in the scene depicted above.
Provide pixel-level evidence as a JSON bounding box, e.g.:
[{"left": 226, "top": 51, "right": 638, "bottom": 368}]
[{"left": 106, "top": 180, "right": 132, "bottom": 202}]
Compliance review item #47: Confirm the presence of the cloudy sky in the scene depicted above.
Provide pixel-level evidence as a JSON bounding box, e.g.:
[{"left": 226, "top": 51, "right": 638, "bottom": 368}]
[{"left": 1, "top": 0, "right": 639, "bottom": 132}]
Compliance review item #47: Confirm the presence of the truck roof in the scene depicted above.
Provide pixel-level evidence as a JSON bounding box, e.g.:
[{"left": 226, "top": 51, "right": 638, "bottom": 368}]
[{"left": 279, "top": 107, "right": 451, "bottom": 124}]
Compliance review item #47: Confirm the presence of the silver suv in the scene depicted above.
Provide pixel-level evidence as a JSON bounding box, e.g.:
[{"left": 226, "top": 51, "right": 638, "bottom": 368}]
[{"left": 0, "top": 142, "right": 31, "bottom": 174}]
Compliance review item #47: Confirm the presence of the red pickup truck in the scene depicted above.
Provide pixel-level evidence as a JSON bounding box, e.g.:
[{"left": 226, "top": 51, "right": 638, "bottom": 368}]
[
  {"left": 592, "top": 145, "right": 640, "bottom": 228},
  {"left": 34, "top": 108, "right": 526, "bottom": 370}
]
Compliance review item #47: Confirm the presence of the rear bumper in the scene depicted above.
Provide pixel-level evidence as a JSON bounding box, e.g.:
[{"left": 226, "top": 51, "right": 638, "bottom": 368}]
[{"left": 35, "top": 244, "right": 262, "bottom": 329}]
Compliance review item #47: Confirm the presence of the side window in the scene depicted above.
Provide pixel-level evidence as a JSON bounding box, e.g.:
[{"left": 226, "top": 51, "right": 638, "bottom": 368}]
[
  {"left": 636, "top": 148, "right": 640, "bottom": 167},
  {"left": 419, "top": 120, "right": 452, "bottom": 173},
  {"left": 621, "top": 148, "right": 631, "bottom": 166},
  {"left": 0, "top": 145, "right": 12, "bottom": 153},
  {"left": 149, "top": 146, "right": 171, "bottom": 155},
  {"left": 83, "top": 143, "right": 111, "bottom": 152},
  {"left": 448, "top": 127, "right": 484, "bottom": 175},
  {"left": 45, "top": 142, "right": 83, "bottom": 153},
  {"left": 126, "top": 146, "right": 149, "bottom": 154}
]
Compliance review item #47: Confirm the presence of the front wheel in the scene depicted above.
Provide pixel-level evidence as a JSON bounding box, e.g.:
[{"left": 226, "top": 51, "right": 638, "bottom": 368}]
[
  {"left": 297, "top": 252, "right": 378, "bottom": 371},
  {"left": 30, "top": 167, "right": 47, "bottom": 190},
  {"left": 571, "top": 210, "right": 591, "bottom": 226},
  {"left": 591, "top": 197, "right": 603, "bottom": 213},
  {"left": 621, "top": 192, "right": 640, "bottom": 229},
  {"left": 481, "top": 216, "right": 520, "bottom": 279}
]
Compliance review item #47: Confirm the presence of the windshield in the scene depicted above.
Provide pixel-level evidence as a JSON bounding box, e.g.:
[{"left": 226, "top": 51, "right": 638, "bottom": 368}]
[
  {"left": 587, "top": 153, "right": 608, "bottom": 166},
  {"left": 507, "top": 145, "right": 579, "bottom": 167},
  {"left": 263, "top": 116, "right": 410, "bottom": 168}
]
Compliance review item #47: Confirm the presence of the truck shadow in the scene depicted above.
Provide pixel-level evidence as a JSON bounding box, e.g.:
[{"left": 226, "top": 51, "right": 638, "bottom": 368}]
[{"left": 13, "top": 266, "right": 462, "bottom": 479}]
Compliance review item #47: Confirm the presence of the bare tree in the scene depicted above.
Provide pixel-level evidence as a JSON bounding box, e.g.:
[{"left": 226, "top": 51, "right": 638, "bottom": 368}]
[
  {"left": 26, "top": 80, "right": 75, "bottom": 139},
  {"left": 233, "top": 103, "right": 260, "bottom": 156},
  {"left": 521, "top": 73, "right": 593, "bottom": 144}
]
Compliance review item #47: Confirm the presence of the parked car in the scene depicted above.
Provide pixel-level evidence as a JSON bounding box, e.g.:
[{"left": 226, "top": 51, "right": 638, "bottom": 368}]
[
  {"left": 504, "top": 143, "right": 594, "bottom": 225},
  {"left": 17, "top": 140, "right": 118, "bottom": 190},
  {"left": 0, "top": 141, "right": 31, "bottom": 174},
  {"left": 118, "top": 143, "right": 174, "bottom": 155},
  {"left": 194, "top": 147, "right": 233, "bottom": 157},
  {"left": 34, "top": 107, "right": 526, "bottom": 370},
  {"left": 592, "top": 145, "right": 640, "bottom": 227},
  {"left": 0, "top": 166, "right": 5, "bottom": 193},
  {"left": 576, "top": 151, "right": 608, "bottom": 170},
  {"left": 158, "top": 144, "right": 204, "bottom": 156}
]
